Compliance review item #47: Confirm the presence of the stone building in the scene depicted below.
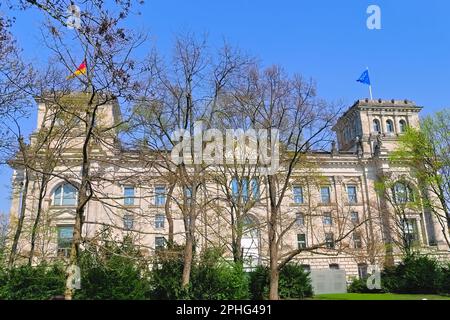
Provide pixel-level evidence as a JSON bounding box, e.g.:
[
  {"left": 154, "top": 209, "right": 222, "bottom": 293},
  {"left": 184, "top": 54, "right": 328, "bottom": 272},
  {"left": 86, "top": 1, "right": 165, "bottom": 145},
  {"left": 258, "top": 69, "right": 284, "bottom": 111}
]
[{"left": 8, "top": 97, "right": 450, "bottom": 279}]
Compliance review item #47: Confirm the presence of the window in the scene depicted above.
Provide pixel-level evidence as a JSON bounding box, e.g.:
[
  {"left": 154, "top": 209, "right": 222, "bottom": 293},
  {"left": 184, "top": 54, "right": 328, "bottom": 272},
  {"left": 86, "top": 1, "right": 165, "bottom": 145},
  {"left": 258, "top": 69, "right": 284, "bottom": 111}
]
[
  {"left": 232, "top": 177, "right": 259, "bottom": 202},
  {"left": 325, "top": 232, "right": 335, "bottom": 249},
  {"left": 358, "top": 263, "right": 368, "bottom": 279},
  {"left": 399, "top": 120, "right": 407, "bottom": 133},
  {"left": 296, "top": 212, "right": 305, "bottom": 226},
  {"left": 123, "top": 186, "right": 135, "bottom": 206},
  {"left": 185, "top": 216, "right": 192, "bottom": 229},
  {"left": 351, "top": 212, "right": 360, "bottom": 224},
  {"left": 184, "top": 187, "right": 192, "bottom": 205},
  {"left": 320, "top": 186, "right": 331, "bottom": 204},
  {"left": 402, "top": 218, "right": 419, "bottom": 246},
  {"left": 155, "top": 214, "right": 165, "bottom": 229},
  {"left": 386, "top": 120, "right": 394, "bottom": 133},
  {"left": 392, "top": 182, "right": 414, "bottom": 204},
  {"left": 353, "top": 232, "right": 362, "bottom": 249},
  {"left": 373, "top": 119, "right": 381, "bottom": 132},
  {"left": 251, "top": 178, "right": 260, "bottom": 201},
  {"left": 297, "top": 233, "right": 307, "bottom": 249},
  {"left": 293, "top": 185, "right": 304, "bottom": 204},
  {"left": 347, "top": 186, "right": 357, "bottom": 204},
  {"left": 53, "top": 183, "right": 77, "bottom": 206},
  {"left": 155, "top": 236, "right": 166, "bottom": 250},
  {"left": 155, "top": 186, "right": 166, "bottom": 206},
  {"left": 123, "top": 214, "right": 134, "bottom": 230},
  {"left": 323, "top": 212, "right": 333, "bottom": 226},
  {"left": 57, "top": 226, "right": 73, "bottom": 257},
  {"left": 329, "top": 263, "right": 339, "bottom": 270}
]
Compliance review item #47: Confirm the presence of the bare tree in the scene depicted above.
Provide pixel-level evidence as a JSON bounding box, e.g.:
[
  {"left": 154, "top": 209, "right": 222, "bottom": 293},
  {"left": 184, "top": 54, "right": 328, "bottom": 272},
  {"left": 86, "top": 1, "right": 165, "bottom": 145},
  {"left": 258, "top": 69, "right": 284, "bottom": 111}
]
[
  {"left": 4, "top": 0, "right": 147, "bottom": 298},
  {"left": 228, "top": 64, "right": 359, "bottom": 299},
  {"left": 129, "top": 35, "right": 253, "bottom": 288}
]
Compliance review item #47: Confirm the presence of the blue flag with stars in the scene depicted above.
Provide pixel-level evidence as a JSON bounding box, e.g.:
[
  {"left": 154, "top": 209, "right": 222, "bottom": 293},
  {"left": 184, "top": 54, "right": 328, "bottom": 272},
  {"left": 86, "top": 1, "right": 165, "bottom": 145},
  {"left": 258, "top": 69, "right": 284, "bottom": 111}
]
[{"left": 357, "top": 69, "right": 371, "bottom": 85}]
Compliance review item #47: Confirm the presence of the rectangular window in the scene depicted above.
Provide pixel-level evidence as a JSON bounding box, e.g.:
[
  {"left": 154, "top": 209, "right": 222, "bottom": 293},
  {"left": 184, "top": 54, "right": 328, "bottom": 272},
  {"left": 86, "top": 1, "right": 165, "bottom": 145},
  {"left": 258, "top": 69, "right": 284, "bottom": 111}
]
[
  {"left": 351, "top": 212, "right": 360, "bottom": 224},
  {"left": 296, "top": 212, "right": 304, "bottom": 226},
  {"left": 347, "top": 186, "right": 357, "bottom": 204},
  {"left": 402, "top": 218, "right": 419, "bottom": 245},
  {"left": 297, "top": 233, "right": 307, "bottom": 249},
  {"left": 185, "top": 187, "right": 192, "bottom": 205},
  {"left": 320, "top": 186, "right": 331, "bottom": 204},
  {"left": 329, "top": 263, "right": 339, "bottom": 270},
  {"left": 155, "top": 186, "right": 166, "bottom": 206},
  {"left": 251, "top": 178, "right": 260, "bottom": 201},
  {"left": 57, "top": 226, "right": 73, "bottom": 257},
  {"left": 124, "top": 186, "right": 135, "bottom": 206},
  {"left": 325, "top": 232, "right": 335, "bottom": 249},
  {"left": 232, "top": 178, "right": 259, "bottom": 202},
  {"left": 155, "top": 236, "right": 166, "bottom": 250},
  {"left": 155, "top": 214, "right": 165, "bottom": 229},
  {"left": 123, "top": 214, "right": 134, "bottom": 230},
  {"left": 242, "top": 179, "right": 249, "bottom": 202},
  {"left": 323, "top": 212, "right": 332, "bottom": 226},
  {"left": 358, "top": 263, "right": 368, "bottom": 279},
  {"left": 231, "top": 178, "right": 239, "bottom": 200},
  {"left": 293, "top": 185, "right": 304, "bottom": 204},
  {"left": 353, "top": 232, "right": 362, "bottom": 249},
  {"left": 185, "top": 216, "right": 191, "bottom": 229}
]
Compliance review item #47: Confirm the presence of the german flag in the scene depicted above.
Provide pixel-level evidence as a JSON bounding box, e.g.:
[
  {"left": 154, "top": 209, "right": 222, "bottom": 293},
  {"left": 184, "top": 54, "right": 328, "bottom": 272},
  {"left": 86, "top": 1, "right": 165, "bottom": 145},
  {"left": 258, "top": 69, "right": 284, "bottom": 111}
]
[{"left": 67, "top": 60, "right": 87, "bottom": 79}]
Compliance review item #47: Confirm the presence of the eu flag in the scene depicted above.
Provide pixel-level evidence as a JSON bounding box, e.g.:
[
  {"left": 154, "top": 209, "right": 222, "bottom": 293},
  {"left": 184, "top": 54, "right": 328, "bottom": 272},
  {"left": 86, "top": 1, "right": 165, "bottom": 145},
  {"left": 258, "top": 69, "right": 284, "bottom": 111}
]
[{"left": 357, "top": 69, "right": 371, "bottom": 86}]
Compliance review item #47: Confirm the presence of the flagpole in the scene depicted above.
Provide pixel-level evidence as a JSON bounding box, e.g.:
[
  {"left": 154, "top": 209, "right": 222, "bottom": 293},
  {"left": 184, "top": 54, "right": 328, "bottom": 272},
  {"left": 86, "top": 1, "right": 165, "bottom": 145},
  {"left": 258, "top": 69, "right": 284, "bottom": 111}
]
[{"left": 367, "top": 67, "right": 373, "bottom": 100}]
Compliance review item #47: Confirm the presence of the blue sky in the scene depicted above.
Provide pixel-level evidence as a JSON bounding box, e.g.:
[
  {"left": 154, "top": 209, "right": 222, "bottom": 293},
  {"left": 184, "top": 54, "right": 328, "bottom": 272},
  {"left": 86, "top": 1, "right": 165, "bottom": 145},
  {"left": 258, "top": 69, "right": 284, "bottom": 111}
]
[{"left": 1, "top": 0, "right": 450, "bottom": 214}]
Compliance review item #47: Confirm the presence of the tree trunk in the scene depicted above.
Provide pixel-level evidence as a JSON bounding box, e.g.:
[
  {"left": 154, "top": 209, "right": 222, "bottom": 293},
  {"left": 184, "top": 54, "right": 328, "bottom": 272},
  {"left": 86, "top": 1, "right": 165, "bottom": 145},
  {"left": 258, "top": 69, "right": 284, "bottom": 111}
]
[
  {"left": 8, "top": 169, "right": 29, "bottom": 268},
  {"left": 181, "top": 232, "right": 193, "bottom": 288},
  {"left": 269, "top": 264, "right": 280, "bottom": 300},
  {"left": 268, "top": 213, "right": 279, "bottom": 300},
  {"left": 28, "top": 174, "right": 48, "bottom": 265},
  {"left": 165, "top": 182, "right": 176, "bottom": 246},
  {"left": 267, "top": 175, "right": 280, "bottom": 300},
  {"left": 65, "top": 105, "right": 96, "bottom": 300}
]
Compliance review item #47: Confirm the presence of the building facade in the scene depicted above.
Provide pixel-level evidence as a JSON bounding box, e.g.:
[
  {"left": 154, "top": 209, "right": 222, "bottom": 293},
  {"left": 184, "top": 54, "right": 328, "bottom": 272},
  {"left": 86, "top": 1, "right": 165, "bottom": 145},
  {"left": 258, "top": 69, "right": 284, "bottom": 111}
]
[{"left": 8, "top": 97, "right": 450, "bottom": 279}]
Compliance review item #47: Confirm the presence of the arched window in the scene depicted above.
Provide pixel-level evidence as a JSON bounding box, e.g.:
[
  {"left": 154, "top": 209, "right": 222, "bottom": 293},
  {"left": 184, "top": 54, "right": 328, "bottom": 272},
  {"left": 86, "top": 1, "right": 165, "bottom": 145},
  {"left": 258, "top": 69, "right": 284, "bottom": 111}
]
[
  {"left": 399, "top": 120, "right": 407, "bottom": 133},
  {"left": 53, "top": 183, "right": 77, "bottom": 206},
  {"left": 373, "top": 119, "right": 380, "bottom": 133},
  {"left": 392, "top": 182, "right": 414, "bottom": 204},
  {"left": 386, "top": 120, "right": 394, "bottom": 133}
]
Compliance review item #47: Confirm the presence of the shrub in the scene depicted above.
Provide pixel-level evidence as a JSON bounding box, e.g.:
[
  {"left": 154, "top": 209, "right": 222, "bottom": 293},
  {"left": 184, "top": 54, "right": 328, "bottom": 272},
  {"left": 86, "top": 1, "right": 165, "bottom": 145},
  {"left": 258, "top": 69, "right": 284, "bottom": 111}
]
[
  {"left": 191, "top": 249, "right": 249, "bottom": 300},
  {"left": 439, "top": 263, "right": 450, "bottom": 294},
  {"left": 348, "top": 276, "right": 385, "bottom": 293},
  {"left": 249, "top": 265, "right": 269, "bottom": 300},
  {"left": 278, "top": 263, "right": 313, "bottom": 299},
  {"left": 381, "top": 254, "right": 442, "bottom": 294},
  {"left": 149, "top": 245, "right": 191, "bottom": 300},
  {"left": 248, "top": 263, "right": 312, "bottom": 300},
  {"left": 0, "top": 263, "right": 65, "bottom": 300},
  {"left": 74, "top": 240, "right": 152, "bottom": 300}
]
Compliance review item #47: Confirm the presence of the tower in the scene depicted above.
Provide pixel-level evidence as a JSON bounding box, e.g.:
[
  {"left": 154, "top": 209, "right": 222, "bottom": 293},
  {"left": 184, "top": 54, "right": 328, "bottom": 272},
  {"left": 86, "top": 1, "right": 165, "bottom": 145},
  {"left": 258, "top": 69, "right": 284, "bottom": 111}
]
[{"left": 332, "top": 99, "right": 422, "bottom": 157}]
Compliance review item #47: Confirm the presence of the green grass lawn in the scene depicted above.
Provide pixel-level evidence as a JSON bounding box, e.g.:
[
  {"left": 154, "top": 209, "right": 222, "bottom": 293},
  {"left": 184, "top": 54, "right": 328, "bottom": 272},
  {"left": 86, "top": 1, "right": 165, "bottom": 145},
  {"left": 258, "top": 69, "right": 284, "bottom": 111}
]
[{"left": 313, "top": 293, "right": 450, "bottom": 300}]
